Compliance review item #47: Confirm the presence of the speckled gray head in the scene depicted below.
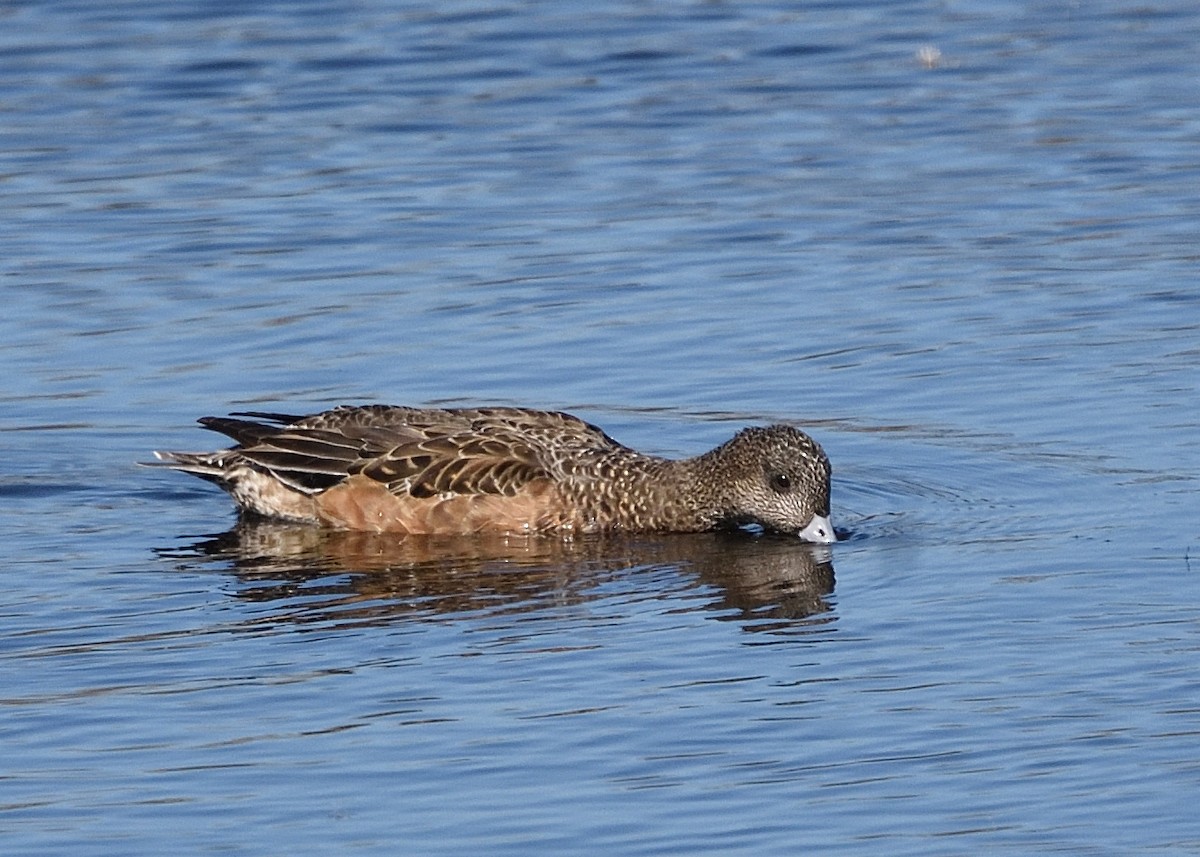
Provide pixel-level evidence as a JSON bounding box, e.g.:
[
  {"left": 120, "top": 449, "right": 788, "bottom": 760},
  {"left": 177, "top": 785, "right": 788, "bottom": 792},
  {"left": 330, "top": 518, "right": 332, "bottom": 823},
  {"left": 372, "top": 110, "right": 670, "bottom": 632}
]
[{"left": 699, "top": 424, "right": 835, "bottom": 543}]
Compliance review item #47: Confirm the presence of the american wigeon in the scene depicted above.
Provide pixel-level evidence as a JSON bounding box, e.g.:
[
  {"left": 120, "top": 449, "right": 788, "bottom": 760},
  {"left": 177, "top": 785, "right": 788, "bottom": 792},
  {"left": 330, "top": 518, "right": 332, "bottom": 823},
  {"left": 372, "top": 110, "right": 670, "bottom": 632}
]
[{"left": 153, "top": 405, "right": 835, "bottom": 542}]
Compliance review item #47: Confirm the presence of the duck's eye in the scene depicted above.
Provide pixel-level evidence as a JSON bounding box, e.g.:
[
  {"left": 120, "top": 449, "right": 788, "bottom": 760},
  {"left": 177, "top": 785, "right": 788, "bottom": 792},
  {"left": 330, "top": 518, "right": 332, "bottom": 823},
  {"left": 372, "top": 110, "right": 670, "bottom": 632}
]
[{"left": 769, "top": 472, "right": 792, "bottom": 493}]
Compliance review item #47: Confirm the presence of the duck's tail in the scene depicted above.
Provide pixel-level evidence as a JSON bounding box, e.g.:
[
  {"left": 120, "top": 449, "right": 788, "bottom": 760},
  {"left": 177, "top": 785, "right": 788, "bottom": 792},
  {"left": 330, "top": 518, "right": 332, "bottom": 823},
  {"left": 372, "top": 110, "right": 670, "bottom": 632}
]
[{"left": 146, "top": 449, "right": 233, "bottom": 484}]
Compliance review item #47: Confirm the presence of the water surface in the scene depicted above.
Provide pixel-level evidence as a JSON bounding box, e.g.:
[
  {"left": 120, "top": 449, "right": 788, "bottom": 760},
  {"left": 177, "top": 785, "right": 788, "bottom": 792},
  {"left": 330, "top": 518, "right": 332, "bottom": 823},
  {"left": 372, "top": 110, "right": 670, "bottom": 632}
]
[{"left": 2, "top": 1, "right": 1198, "bottom": 854}]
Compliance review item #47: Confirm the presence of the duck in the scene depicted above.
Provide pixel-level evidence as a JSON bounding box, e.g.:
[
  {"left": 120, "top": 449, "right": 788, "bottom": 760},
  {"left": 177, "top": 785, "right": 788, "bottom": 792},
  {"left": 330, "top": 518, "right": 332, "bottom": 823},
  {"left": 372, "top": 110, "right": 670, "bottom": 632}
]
[{"left": 152, "top": 405, "right": 835, "bottom": 543}]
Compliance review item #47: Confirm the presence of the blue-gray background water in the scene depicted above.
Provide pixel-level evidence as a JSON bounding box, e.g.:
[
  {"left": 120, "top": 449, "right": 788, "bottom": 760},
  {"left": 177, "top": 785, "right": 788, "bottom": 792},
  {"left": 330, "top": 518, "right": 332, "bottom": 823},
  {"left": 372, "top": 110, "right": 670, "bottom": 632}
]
[{"left": 3, "top": 1, "right": 1198, "bottom": 854}]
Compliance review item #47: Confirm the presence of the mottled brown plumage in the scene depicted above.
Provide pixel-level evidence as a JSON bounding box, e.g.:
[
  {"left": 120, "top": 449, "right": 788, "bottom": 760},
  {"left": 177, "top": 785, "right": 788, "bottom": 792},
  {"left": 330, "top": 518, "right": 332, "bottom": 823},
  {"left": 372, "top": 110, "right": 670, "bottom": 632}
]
[{"left": 152, "top": 405, "right": 835, "bottom": 542}]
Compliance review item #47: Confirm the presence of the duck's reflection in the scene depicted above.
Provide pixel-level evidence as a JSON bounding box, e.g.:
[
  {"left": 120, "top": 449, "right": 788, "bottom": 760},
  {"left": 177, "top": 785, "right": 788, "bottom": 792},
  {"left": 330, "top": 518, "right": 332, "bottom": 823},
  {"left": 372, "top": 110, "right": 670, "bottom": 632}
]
[{"left": 160, "top": 519, "right": 836, "bottom": 632}]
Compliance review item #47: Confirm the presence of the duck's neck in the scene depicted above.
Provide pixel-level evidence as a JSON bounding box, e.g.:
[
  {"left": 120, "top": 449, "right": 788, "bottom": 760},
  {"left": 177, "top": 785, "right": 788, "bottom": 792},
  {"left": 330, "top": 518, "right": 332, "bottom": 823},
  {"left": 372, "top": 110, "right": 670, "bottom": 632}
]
[
  {"left": 671, "top": 448, "right": 740, "bottom": 530},
  {"left": 596, "top": 452, "right": 726, "bottom": 533}
]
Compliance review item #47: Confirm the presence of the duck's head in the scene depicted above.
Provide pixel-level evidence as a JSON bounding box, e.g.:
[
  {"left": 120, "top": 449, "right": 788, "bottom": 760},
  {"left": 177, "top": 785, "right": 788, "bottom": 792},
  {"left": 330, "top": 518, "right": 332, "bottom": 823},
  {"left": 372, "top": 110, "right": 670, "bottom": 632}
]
[{"left": 708, "top": 425, "right": 834, "bottom": 543}]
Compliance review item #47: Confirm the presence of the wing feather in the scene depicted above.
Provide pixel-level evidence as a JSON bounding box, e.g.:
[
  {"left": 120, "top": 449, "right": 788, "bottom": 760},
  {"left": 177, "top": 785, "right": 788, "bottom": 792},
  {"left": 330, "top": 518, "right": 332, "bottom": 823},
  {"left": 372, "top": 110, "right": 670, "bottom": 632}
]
[
  {"left": 359, "top": 431, "right": 546, "bottom": 498},
  {"left": 185, "top": 405, "right": 627, "bottom": 499}
]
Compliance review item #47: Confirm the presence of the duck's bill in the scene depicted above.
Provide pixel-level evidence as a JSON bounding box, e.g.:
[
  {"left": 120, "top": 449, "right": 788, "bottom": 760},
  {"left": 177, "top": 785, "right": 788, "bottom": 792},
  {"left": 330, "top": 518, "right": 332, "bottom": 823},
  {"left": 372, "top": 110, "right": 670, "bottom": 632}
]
[{"left": 798, "top": 514, "right": 836, "bottom": 544}]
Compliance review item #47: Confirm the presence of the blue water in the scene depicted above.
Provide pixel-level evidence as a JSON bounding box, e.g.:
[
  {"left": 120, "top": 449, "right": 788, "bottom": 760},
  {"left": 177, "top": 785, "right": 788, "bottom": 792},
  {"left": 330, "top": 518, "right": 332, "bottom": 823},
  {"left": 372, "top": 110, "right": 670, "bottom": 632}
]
[{"left": 3, "top": 1, "right": 1199, "bottom": 854}]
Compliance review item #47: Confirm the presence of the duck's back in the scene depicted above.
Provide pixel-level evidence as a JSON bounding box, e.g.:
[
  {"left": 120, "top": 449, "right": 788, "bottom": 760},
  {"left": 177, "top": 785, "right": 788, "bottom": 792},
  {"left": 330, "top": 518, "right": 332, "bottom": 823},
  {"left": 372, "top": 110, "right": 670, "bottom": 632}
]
[{"left": 158, "top": 405, "right": 637, "bottom": 534}]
